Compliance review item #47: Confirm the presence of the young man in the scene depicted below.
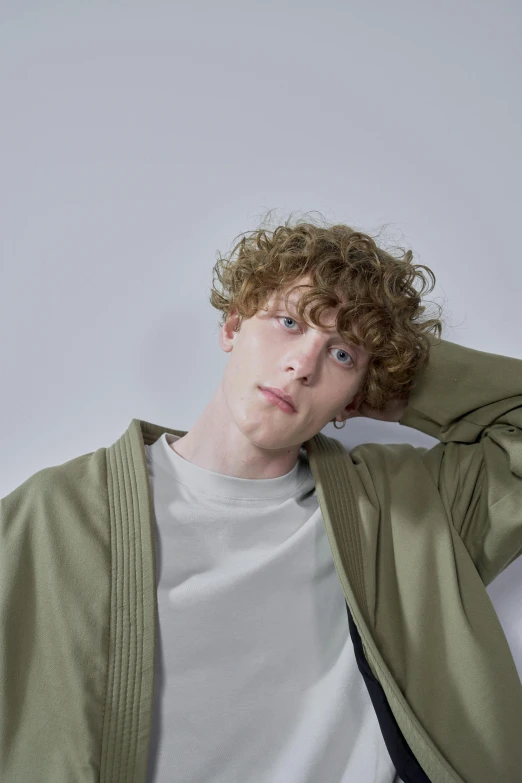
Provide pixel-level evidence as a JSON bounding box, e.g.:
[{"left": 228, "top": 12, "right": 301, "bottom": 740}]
[{"left": 1, "top": 220, "right": 521, "bottom": 783}]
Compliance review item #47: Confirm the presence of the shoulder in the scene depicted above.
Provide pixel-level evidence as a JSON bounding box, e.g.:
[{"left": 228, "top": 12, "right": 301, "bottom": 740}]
[
  {"left": 350, "top": 440, "right": 425, "bottom": 466},
  {"left": 349, "top": 439, "right": 445, "bottom": 486},
  {"left": 1, "top": 447, "right": 110, "bottom": 546}
]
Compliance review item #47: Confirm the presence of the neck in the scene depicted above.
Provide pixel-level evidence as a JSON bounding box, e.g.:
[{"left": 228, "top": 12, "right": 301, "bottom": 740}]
[{"left": 170, "top": 383, "right": 302, "bottom": 479}]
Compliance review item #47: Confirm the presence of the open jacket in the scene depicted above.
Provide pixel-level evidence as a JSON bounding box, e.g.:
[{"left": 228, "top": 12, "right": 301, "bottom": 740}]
[{"left": 1, "top": 337, "right": 522, "bottom": 783}]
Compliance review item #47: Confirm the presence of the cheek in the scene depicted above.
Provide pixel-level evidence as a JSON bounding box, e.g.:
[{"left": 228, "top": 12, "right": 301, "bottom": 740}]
[
  {"left": 226, "top": 338, "right": 259, "bottom": 390},
  {"left": 234, "top": 332, "right": 271, "bottom": 371}
]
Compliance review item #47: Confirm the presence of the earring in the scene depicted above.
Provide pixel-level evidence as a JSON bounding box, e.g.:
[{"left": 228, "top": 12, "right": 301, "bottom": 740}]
[{"left": 332, "top": 419, "right": 346, "bottom": 429}]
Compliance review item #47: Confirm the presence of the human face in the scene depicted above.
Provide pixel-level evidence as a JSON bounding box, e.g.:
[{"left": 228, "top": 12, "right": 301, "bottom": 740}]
[{"left": 219, "top": 276, "right": 371, "bottom": 451}]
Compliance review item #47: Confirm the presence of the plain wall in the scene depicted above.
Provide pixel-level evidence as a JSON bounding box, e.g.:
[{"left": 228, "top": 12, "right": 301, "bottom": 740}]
[{"left": 1, "top": 0, "right": 521, "bottom": 687}]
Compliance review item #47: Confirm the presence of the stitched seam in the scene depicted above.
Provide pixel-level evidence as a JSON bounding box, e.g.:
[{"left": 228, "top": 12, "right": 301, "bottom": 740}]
[
  {"left": 111, "top": 438, "right": 125, "bottom": 782},
  {"left": 100, "top": 449, "right": 115, "bottom": 781},
  {"left": 126, "top": 432, "right": 142, "bottom": 783}
]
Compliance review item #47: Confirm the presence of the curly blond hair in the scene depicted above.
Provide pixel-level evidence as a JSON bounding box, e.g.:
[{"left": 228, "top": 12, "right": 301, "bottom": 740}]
[{"left": 210, "top": 211, "right": 444, "bottom": 412}]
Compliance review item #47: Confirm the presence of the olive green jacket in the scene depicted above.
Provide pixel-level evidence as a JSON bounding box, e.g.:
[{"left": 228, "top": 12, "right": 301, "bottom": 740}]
[{"left": 1, "top": 338, "right": 521, "bottom": 782}]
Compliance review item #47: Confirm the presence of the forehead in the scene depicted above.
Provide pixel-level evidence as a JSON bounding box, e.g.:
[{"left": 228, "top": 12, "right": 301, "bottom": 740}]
[
  {"left": 269, "top": 275, "right": 343, "bottom": 313},
  {"left": 276, "top": 274, "right": 314, "bottom": 298}
]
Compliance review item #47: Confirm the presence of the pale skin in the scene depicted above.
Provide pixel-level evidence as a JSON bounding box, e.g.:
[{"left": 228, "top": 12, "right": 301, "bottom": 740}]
[{"left": 172, "top": 275, "right": 409, "bottom": 479}]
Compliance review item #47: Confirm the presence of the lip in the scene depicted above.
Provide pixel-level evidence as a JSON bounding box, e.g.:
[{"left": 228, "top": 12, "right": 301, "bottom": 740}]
[{"left": 259, "top": 386, "right": 297, "bottom": 413}]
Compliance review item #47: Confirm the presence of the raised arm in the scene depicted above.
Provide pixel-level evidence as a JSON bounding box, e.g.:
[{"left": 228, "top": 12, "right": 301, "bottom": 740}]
[{"left": 399, "top": 336, "right": 522, "bottom": 586}]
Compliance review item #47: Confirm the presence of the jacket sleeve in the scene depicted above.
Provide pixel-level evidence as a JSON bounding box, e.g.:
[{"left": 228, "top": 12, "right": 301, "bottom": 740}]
[
  {"left": 0, "top": 453, "right": 111, "bottom": 780},
  {"left": 398, "top": 336, "right": 522, "bottom": 587}
]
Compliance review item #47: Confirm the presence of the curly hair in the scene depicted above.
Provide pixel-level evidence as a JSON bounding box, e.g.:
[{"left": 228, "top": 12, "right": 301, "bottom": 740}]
[{"left": 210, "top": 211, "right": 444, "bottom": 412}]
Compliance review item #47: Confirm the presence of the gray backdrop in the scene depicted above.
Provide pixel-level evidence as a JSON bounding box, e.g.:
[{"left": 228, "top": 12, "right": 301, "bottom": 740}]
[{"left": 1, "top": 0, "right": 521, "bottom": 693}]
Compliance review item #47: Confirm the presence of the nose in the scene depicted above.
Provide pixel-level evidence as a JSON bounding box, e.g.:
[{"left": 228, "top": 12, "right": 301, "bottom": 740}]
[{"left": 284, "top": 336, "right": 324, "bottom": 381}]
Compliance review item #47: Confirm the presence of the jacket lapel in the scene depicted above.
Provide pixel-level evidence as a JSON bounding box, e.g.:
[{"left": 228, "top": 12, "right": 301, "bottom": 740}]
[{"left": 304, "top": 431, "right": 461, "bottom": 783}]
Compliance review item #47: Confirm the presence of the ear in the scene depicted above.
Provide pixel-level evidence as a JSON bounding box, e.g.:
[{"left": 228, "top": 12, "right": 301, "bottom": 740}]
[{"left": 219, "top": 309, "right": 241, "bottom": 354}]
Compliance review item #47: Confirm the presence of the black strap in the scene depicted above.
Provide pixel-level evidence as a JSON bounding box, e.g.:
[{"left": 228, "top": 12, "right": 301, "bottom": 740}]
[{"left": 346, "top": 601, "right": 432, "bottom": 783}]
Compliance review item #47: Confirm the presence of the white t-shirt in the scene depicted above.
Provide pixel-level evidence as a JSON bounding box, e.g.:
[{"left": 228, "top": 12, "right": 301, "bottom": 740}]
[{"left": 145, "top": 431, "right": 400, "bottom": 783}]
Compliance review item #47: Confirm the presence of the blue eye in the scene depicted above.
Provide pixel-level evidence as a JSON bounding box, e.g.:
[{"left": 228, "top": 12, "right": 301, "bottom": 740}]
[
  {"left": 280, "top": 316, "right": 299, "bottom": 331},
  {"left": 332, "top": 349, "right": 354, "bottom": 366},
  {"left": 278, "top": 317, "right": 354, "bottom": 368}
]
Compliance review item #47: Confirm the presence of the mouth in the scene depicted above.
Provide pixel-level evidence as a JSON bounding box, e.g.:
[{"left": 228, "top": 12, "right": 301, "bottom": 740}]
[{"left": 258, "top": 386, "right": 297, "bottom": 414}]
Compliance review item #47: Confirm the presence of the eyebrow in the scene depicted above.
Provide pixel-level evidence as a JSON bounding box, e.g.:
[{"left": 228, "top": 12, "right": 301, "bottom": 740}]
[{"left": 272, "top": 295, "right": 350, "bottom": 343}]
